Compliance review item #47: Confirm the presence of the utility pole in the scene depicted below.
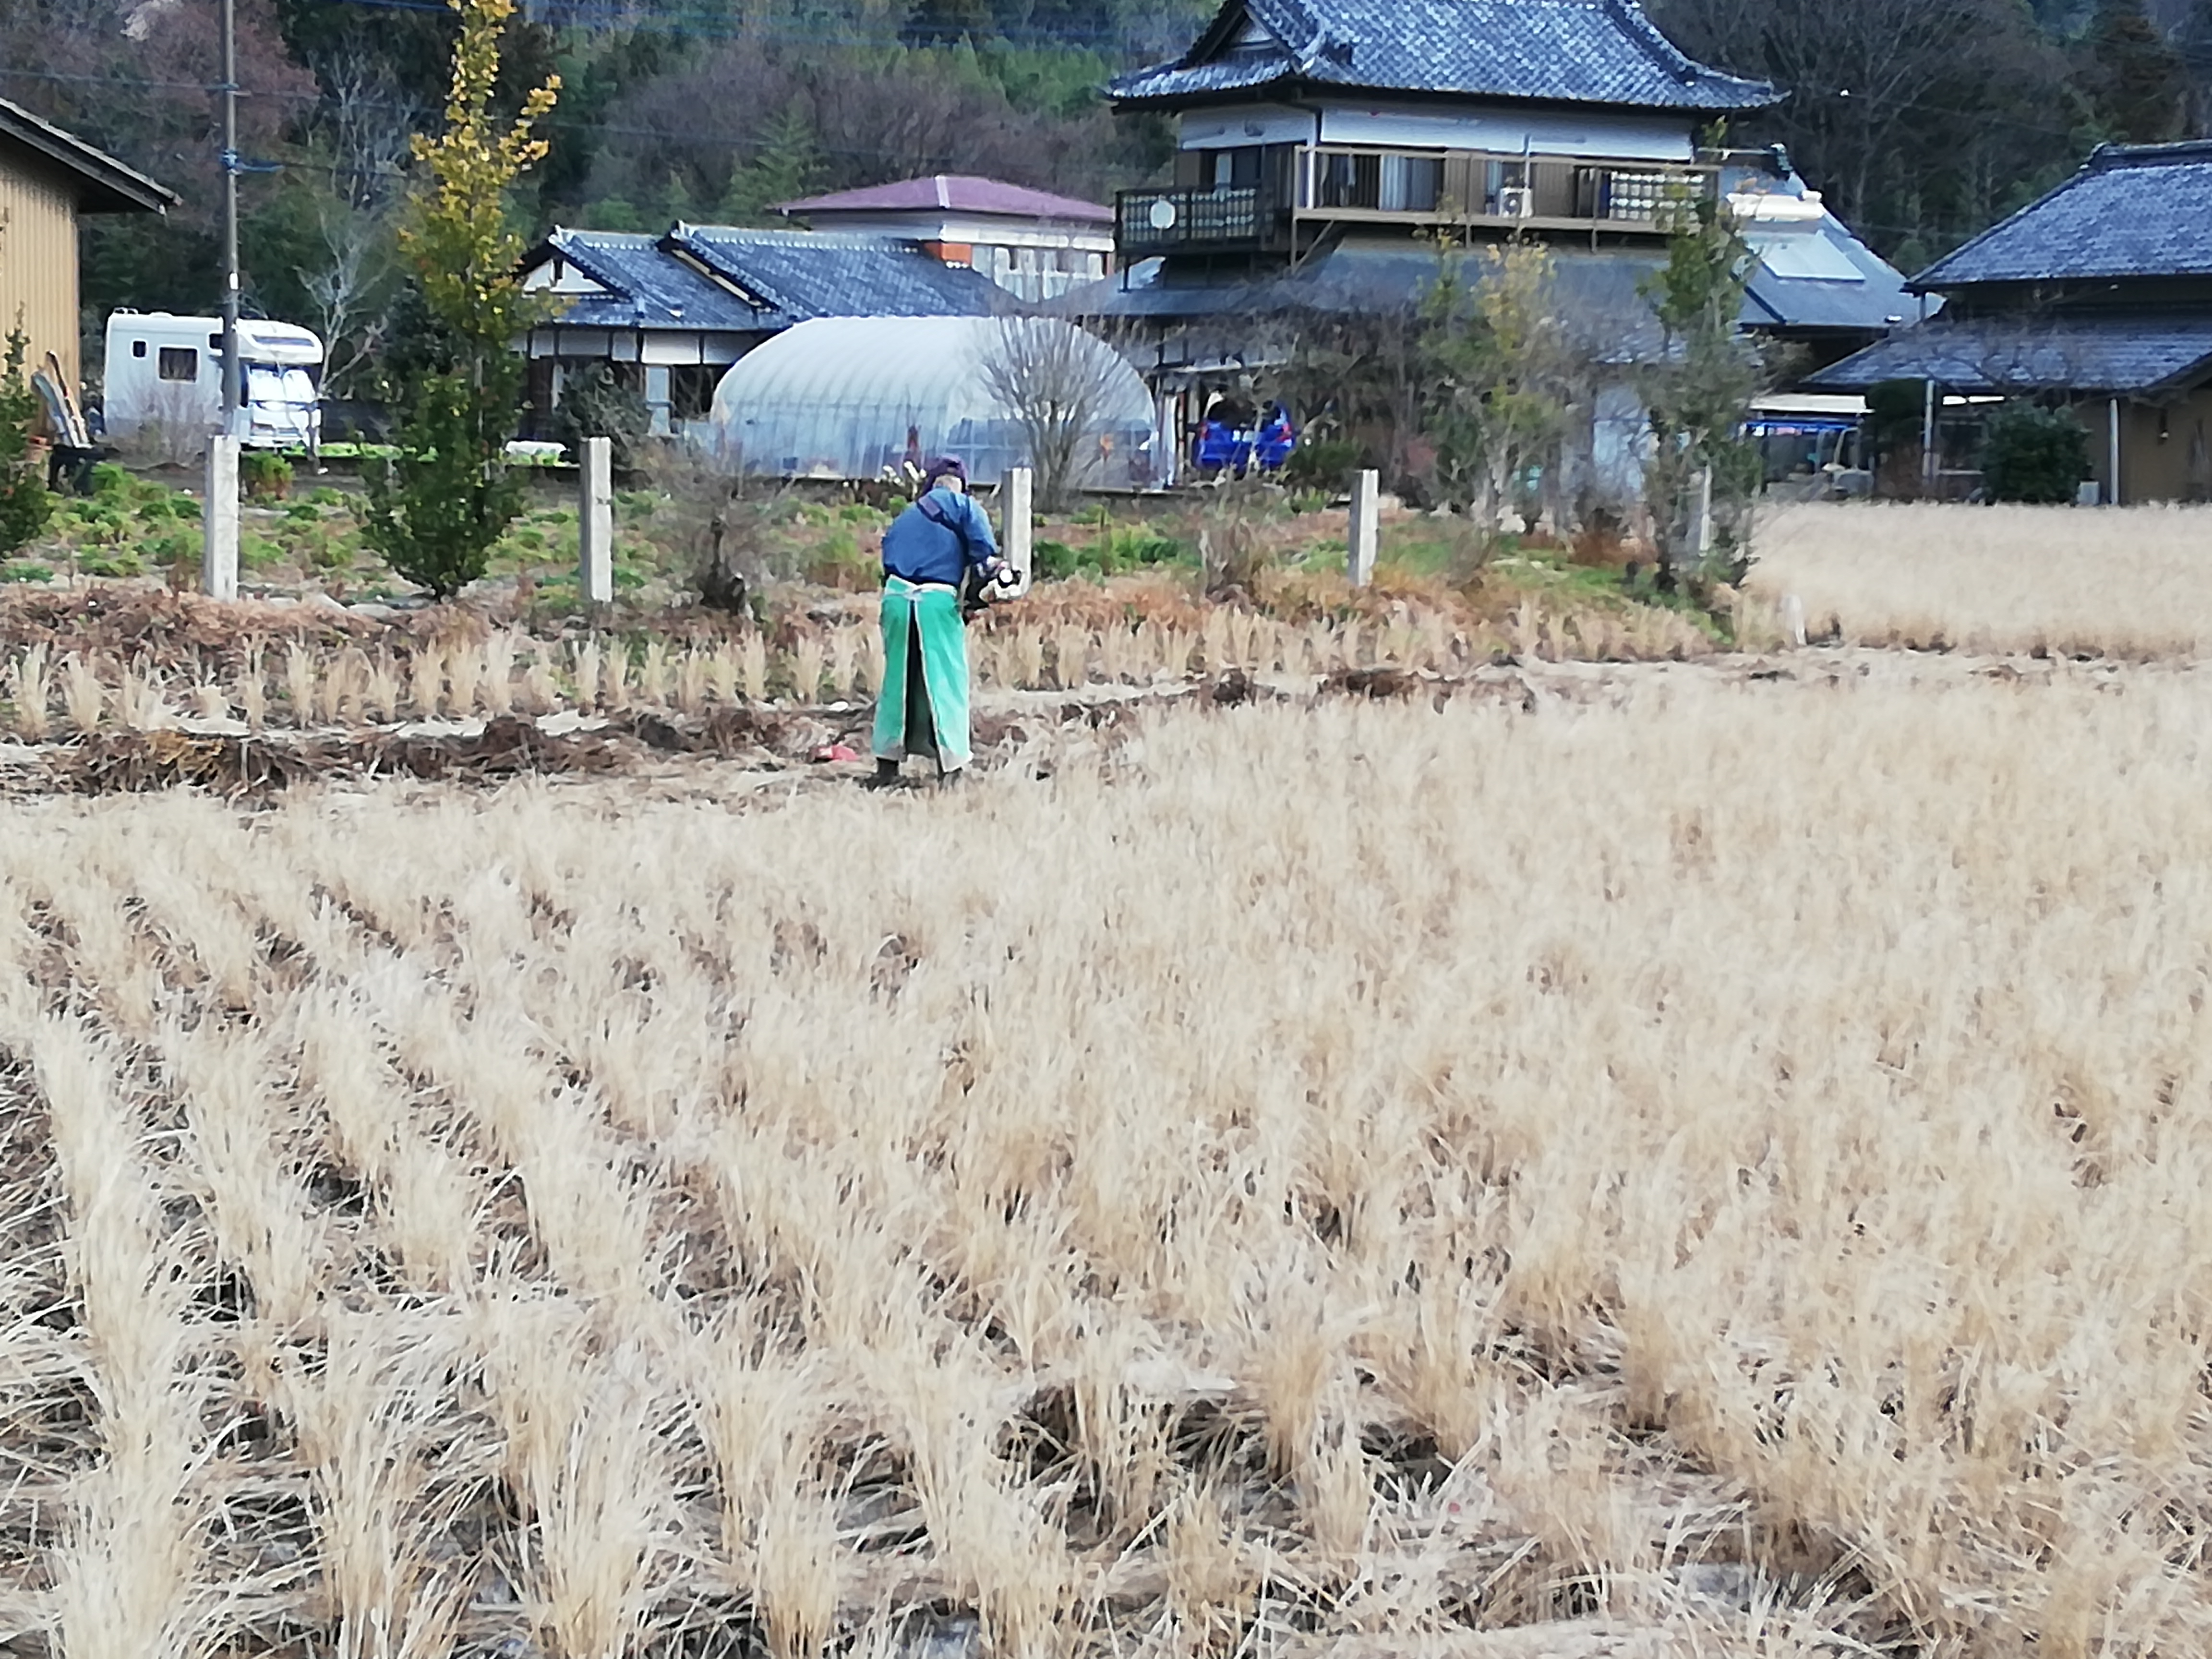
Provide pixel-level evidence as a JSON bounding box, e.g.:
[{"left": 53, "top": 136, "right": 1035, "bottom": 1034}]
[
  {"left": 205, "top": 0, "right": 242, "bottom": 601},
  {"left": 219, "top": 0, "right": 240, "bottom": 439}
]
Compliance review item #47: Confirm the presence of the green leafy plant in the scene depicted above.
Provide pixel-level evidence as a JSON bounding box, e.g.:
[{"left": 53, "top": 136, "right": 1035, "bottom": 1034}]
[
  {"left": 241, "top": 451, "right": 294, "bottom": 501},
  {"left": 1423, "top": 239, "right": 1582, "bottom": 536},
  {"left": 0, "top": 561, "right": 52, "bottom": 584},
  {"left": 1279, "top": 438, "right": 1360, "bottom": 495},
  {"left": 1982, "top": 404, "right": 2090, "bottom": 504},
  {"left": 362, "top": 0, "right": 560, "bottom": 599},
  {"left": 0, "top": 327, "right": 53, "bottom": 557},
  {"left": 146, "top": 531, "right": 197, "bottom": 588}
]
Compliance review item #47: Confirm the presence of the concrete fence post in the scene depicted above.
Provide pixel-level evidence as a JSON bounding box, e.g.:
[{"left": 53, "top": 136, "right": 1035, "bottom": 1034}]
[
  {"left": 1003, "top": 466, "right": 1034, "bottom": 597},
  {"left": 1348, "top": 469, "right": 1379, "bottom": 588},
  {"left": 579, "top": 436, "right": 614, "bottom": 607},
  {"left": 203, "top": 436, "right": 239, "bottom": 601},
  {"left": 1781, "top": 592, "right": 1806, "bottom": 648}
]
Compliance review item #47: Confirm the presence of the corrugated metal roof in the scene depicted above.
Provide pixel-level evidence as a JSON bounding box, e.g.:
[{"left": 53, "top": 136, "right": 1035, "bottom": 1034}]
[
  {"left": 672, "top": 226, "right": 1001, "bottom": 324},
  {"left": 1807, "top": 313, "right": 2212, "bottom": 395},
  {"left": 777, "top": 175, "right": 1113, "bottom": 224},
  {"left": 0, "top": 94, "right": 176, "bottom": 214},
  {"left": 1110, "top": 0, "right": 1775, "bottom": 113},
  {"left": 1913, "top": 141, "right": 2212, "bottom": 289}
]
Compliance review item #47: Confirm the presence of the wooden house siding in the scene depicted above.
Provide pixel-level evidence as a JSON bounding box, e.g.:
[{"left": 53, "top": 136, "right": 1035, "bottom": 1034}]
[{"left": 0, "top": 154, "right": 83, "bottom": 388}]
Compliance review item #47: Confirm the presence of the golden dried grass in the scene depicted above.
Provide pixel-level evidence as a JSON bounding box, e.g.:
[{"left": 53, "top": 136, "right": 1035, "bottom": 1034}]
[
  {"left": 1747, "top": 501, "right": 2212, "bottom": 655},
  {"left": 5, "top": 668, "right": 2212, "bottom": 1658}
]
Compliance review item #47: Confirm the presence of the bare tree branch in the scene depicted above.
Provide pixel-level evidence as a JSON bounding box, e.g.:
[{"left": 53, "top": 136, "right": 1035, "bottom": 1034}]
[{"left": 978, "top": 314, "right": 1139, "bottom": 511}]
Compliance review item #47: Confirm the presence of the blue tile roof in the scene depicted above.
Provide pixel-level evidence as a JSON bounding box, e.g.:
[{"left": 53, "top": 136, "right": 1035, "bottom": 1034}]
[
  {"left": 1110, "top": 0, "right": 1775, "bottom": 112},
  {"left": 669, "top": 226, "right": 999, "bottom": 324},
  {"left": 542, "top": 229, "right": 770, "bottom": 331},
  {"left": 1913, "top": 141, "right": 2212, "bottom": 290},
  {"left": 1807, "top": 313, "right": 2212, "bottom": 395},
  {"left": 532, "top": 226, "right": 1000, "bottom": 338},
  {"left": 1077, "top": 215, "right": 1906, "bottom": 342}
]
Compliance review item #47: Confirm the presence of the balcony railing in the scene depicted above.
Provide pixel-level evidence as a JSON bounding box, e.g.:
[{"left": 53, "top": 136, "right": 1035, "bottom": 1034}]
[
  {"left": 1299, "top": 145, "right": 1715, "bottom": 227},
  {"left": 1117, "top": 185, "right": 1288, "bottom": 256},
  {"left": 1116, "top": 146, "right": 1720, "bottom": 262}
]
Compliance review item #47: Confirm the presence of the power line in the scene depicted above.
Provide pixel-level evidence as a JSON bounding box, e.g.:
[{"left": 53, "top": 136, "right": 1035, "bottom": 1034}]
[{"left": 304, "top": 0, "right": 1151, "bottom": 50}]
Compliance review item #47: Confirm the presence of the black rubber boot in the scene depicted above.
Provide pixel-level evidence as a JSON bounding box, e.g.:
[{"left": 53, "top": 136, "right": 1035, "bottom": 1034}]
[{"left": 864, "top": 757, "right": 901, "bottom": 789}]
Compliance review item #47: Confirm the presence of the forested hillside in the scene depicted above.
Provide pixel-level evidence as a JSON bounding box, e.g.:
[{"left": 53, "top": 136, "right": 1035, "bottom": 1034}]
[{"left": 2, "top": 0, "right": 2209, "bottom": 395}]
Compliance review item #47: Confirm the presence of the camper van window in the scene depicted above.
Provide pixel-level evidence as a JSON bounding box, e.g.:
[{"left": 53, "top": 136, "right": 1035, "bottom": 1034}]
[
  {"left": 158, "top": 348, "right": 198, "bottom": 383},
  {"left": 132, "top": 340, "right": 147, "bottom": 359}
]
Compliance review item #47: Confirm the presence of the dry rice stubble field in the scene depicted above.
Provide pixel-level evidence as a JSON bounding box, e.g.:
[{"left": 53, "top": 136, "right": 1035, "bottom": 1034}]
[
  {"left": 1744, "top": 501, "right": 2212, "bottom": 657},
  {"left": 2, "top": 663, "right": 2211, "bottom": 1659}
]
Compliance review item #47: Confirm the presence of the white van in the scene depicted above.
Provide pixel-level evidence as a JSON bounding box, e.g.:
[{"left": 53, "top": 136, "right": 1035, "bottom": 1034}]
[{"left": 102, "top": 312, "right": 324, "bottom": 452}]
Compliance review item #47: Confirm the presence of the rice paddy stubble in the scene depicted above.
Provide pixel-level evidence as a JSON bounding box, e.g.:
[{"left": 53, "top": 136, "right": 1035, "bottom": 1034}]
[{"left": 2, "top": 670, "right": 2211, "bottom": 1656}]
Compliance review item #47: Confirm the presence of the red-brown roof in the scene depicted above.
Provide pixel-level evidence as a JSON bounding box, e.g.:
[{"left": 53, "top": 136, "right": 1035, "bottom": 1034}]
[{"left": 775, "top": 175, "right": 1112, "bottom": 226}]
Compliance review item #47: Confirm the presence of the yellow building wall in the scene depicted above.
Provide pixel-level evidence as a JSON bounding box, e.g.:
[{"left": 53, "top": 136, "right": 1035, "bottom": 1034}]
[
  {"left": 2121, "top": 390, "right": 2212, "bottom": 504},
  {"left": 2077, "top": 390, "right": 2212, "bottom": 505},
  {"left": 0, "top": 154, "right": 81, "bottom": 397}
]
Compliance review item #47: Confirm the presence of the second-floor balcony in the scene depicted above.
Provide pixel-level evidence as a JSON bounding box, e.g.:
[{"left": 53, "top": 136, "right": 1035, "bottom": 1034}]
[{"left": 1118, "top": 145, "right": 1720, "bottom": 260}]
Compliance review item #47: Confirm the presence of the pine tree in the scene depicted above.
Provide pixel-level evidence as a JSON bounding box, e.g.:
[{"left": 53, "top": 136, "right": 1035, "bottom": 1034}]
[{"left": 719, "top": 105, "right": 824, "bottom": 227}]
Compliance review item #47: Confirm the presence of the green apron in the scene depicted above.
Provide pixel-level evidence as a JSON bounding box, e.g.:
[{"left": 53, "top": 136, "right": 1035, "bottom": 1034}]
[{"left": 873, "top": 575, "right": 972, "bottom": 772}]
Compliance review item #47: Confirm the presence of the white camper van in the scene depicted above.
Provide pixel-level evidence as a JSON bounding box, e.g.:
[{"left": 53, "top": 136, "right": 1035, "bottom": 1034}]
[{"left": 101, "top": 313, "right": 324, "bottom": 451}]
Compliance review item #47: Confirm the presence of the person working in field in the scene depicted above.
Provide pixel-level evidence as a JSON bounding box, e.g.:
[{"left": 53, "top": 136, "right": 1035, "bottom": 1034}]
[{"left": 871, "top": 457, "right": 1014, "bottom": 785}]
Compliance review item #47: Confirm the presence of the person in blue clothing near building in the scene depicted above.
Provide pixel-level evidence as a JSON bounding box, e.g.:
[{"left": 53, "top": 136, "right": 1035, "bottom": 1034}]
[{"left": 871, "top": 457, "right": 1013, "bottom": 786}]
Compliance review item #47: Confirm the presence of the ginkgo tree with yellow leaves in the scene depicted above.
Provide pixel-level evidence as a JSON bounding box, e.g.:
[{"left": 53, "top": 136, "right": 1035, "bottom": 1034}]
[{"left": 364, "top": 0, "right": 560, "bottom": 600}]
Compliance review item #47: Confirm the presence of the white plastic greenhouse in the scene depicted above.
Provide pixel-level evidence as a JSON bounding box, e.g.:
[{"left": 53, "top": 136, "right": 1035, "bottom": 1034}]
[{"left": 703, "top": 315, "right": 1158, "bottom": 488}]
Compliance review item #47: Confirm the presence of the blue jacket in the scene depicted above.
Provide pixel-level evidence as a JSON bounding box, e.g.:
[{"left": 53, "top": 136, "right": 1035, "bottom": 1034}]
[{"left": 881, "top": 486, "right": 999, "bottom": 588}]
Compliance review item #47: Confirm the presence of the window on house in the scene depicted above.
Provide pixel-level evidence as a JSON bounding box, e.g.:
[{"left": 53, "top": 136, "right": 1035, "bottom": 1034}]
[
  {"left": 1207, "top": 147, "right": 1262, "bottom": 191},
  {"left": 132, "top": 340, "right": 147, "bottom": 358},
  {"left": 670, "top": 364, "right": 718, "bottom": 423},
  {"left": 157, "top": 347, "right": 198, "bottom": 382},
  {"left": 1318, "top": 152, "right": 1382, "bottom": 209},
  {"left": 1378, "top": 154, "right": 1443, "bottom": 213}
]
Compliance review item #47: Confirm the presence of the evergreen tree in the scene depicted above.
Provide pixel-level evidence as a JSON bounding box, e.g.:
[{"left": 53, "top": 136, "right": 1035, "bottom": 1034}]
[
  {"left": 719, "top": 106, "right": 825, "bottom": 226},
  {"left": 2083, "top": 0, "right": 2189, "bottom": 141}
]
